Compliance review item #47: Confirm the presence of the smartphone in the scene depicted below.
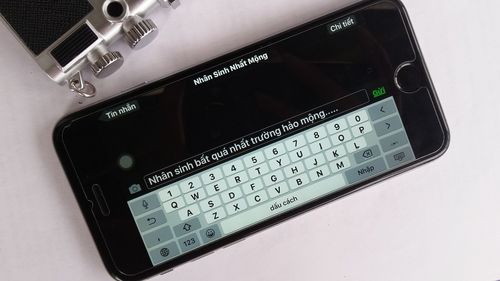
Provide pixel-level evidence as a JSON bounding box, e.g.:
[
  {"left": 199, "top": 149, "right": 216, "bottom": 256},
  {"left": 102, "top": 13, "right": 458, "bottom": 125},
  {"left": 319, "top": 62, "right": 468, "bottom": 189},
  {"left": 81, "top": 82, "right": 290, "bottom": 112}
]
[{"left": 54, "top": 0, "right": 449, "bottom": 279}]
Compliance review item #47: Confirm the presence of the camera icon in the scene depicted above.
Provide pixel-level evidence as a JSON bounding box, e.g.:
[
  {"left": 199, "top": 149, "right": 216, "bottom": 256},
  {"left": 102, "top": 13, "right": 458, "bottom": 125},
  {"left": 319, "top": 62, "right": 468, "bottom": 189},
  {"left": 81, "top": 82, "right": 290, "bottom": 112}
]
[{"left": 129, "top": 184, "right": 142, "bottom": 195}]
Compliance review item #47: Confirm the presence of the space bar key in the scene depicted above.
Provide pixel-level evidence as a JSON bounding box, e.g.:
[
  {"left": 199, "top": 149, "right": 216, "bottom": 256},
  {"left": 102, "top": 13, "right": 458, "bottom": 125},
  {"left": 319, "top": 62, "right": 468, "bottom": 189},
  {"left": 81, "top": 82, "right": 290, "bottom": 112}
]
[{"left": 220, "top": 174, "right": 346, "bottom": 234}]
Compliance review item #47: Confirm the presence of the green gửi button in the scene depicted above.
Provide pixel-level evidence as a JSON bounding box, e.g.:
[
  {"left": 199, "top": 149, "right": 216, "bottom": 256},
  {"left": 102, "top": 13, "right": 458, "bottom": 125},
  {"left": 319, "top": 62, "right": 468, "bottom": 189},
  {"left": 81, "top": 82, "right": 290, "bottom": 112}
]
[{"left": 372, "top": 86, "right": 387, "bottom": 98}]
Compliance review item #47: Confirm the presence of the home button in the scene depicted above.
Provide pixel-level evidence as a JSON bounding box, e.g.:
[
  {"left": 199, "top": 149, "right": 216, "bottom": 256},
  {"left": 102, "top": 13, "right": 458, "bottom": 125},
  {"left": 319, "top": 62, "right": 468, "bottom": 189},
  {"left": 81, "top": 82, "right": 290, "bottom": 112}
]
[{"left": 394, "top": 62, "right": 424, "bottom": 93}]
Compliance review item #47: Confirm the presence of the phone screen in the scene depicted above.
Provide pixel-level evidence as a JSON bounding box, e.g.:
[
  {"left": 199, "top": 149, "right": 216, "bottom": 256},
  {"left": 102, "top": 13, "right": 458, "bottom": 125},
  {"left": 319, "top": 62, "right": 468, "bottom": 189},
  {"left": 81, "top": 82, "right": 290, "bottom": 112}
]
[{"left": 57, "top": 1, "right": 447, "bottom": 273}]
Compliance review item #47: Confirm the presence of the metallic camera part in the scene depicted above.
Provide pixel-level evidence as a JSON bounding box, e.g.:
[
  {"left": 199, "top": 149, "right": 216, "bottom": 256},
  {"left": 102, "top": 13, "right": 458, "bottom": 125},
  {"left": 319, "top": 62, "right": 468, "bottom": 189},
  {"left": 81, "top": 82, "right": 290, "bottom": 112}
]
[
  {"left": 158, "top": 0, "right": 180, "bottom": 8},
  {"left": 0, "top": 0, "right": 181, "bottom": 97},
  {"left": 69, "top": 72, "right": 97, "bottom": 98},
  {"left": 124, "top": 17, "right": 159, "bottom": 49},
  {"left": 90, "top": 49, "right": 125, "bottom": 78}
]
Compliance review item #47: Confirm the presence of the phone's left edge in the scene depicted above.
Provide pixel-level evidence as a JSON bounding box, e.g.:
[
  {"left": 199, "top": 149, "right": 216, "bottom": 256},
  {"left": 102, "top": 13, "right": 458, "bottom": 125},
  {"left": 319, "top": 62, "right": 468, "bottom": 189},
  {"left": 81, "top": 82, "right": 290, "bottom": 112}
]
[{"left": 53, "top": 118, "right": 153, "bottom": 281}]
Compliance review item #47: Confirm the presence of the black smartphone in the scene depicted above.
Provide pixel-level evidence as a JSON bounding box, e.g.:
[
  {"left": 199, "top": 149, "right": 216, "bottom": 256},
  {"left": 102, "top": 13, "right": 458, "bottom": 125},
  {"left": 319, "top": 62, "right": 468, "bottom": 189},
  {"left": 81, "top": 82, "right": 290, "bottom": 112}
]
[{"left": 54, "top": 0, "right": 449, "bottom": 280}]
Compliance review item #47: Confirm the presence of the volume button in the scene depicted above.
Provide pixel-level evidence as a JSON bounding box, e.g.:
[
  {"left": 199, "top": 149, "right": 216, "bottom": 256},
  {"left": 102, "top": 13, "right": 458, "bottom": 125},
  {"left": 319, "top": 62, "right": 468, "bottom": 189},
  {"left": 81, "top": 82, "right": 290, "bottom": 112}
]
[{"left": 160, "top": 269, "right": 174, "bottom": 275}]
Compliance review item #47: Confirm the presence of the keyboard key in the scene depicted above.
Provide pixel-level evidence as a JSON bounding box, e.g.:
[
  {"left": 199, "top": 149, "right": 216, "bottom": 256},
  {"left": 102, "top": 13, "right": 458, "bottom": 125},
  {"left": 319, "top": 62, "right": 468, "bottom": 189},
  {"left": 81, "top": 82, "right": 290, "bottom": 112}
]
[
  {"left": 346, "top": 137, "right": 367, "bottom": 153},
  {"left": 143, "top": 226, "right": 174, "bottom": 248},
  {"left": 201, "top": 168, "right": 223, "bottom": 185},
  {"left": 285, "top": 135, "right": 306, "bottom": 151},
  {"left": 386, "top": 146, "right": 415, "bottom": 168},
  {"left": 242, "top": 178, "right": 264, "bottom": 195},
  {"left": 325, "top": 145, "right": 347, "bottom": 161},
  {"left": 243, "top": 151, "right": 265, "bottom": 168},
  {"left": 283, "top": 161, "right": 305, "bottom": 178},
  {"left": 136, "top": 210, "right": 167, "bottom": 232},
  {"left": 149, "top": 242, "right": 180, "bottom": 265},
  {"left": 351, "top": 122, "right": 373, "bottom": 138},
  {"left": 159, "top": 185, "right": 181, "bottom": 202},
  {"left": 310, "top": 138, "right": 332, "bottom": 154},
  {"left": 269, "top": 154, "right": 290, "bottom": 170},
  {"left": 247, "top": 189, "right": 268, "bottom": 206},
  {"left": 226, "top": 198, "right": 248, "bottom": 216},
  {"left": 227, "top": 171, "right": 249, "bottom": 187},
  {"left": 179, "top": 177, "right": 202, "bottom": 193},
  {"left": 264, "top": 143, "right": 286, "bottom": 159},
  {"left": 289, "top": 146, "right": 311, "bottom": 162},
  {"left": 206, "top": 179, "right": 228, "bottom": 196},
  {"left": 130, "top": 194, "right": 161, "bottom": 216},
  {"left": 326, "top": 118, "right": 348, "bottom": 134},
  {"left": 164, "top": 197, "right": 186, "bottom": 213},
  {"left": 248, "top": 162, "right": 270, "bottom": 178},
  {"left": 345, "top": 158, "right": 387, "bottom": 184},
  {"left": 178, "top": 204, "right": 200, "bottom": 221},
  {"left": 368, "top": 99, "right": 397, "bottom": 121},
  {"left": 184, "top": 188, "right": 206, "bottom": 205},
  {"left": 263, "top": 170, "right": 285, "bottom": 186},
  {"left": 304, "top": 154, "right": 326, "bottom": 169},
  {"left": 288, "top": 174, "right": 310, "bottom": 190},
  {"left": 331, "top": 130, "right": 352, "bottom": 145},
  {"left": 379, "top": 131, "right": 409, "bottom": 152},
  {"left": 205, "top": 207, "right": 226, "bottom": 224},
  {"left": 347, "top": 110, "right": 369, "bottom": 126},
  {"left": 306, "top": 126, "right": 327, "bottom": 142},
  {"left": 374, "top": 115, "right": 403, "bottom": 137},
  {"left": 222, "top": 160, "right": 245, "bottom": 176},
  {"left": 178, "top": 233, "right": 201, "bottom": 253},
  {"left": 221, "top": 187, "right": 243, "bottom": 203},
  {"left": 268, "top": 182, "right": 289, "bottom": 198},
  {"left": 309, "top": 165, "right": 331, "bottom": 182},
  {"left": 330, "top": 157, "right": 351, "bottom": 173},
  {"left": 173, "top": 218, "right": 201, "bottom": 237},
  {"left": 200, "top": 195, "right": 222, "bottom": 212},
  {"left": 200, "top": 225, "right": 222, "bottom": 244},
  {"left": 354, "top": 145, "right": 381, "bottom": 164}
]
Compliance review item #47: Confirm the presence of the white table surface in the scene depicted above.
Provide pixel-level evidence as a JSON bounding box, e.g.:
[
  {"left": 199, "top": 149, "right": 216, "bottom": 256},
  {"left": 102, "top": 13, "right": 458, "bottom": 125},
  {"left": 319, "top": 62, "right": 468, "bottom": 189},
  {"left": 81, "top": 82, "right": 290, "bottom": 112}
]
[{"left": 1, "top": 0, "right": 499, "bottom": 280}]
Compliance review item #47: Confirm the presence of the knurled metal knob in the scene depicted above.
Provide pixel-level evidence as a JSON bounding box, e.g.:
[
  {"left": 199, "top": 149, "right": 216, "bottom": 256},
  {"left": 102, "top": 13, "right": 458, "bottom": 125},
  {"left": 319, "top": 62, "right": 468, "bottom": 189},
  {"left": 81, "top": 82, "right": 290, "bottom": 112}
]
[
  {"left": 158, "top": 0, "right": 180, "bottom": 8},
  {"left": 90, "top": 51, "right": 124, "bottom": 78},
  {"left": 125, "top": 18, "right": 158, "bottom": 49}
]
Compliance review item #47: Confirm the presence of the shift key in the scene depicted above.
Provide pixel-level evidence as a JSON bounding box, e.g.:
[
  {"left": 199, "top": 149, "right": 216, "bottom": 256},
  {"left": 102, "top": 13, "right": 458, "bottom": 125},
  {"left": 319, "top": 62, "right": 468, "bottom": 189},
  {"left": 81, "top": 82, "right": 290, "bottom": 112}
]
[{"left": 345, "top": 158, "right": 387, "bottom": 184}]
